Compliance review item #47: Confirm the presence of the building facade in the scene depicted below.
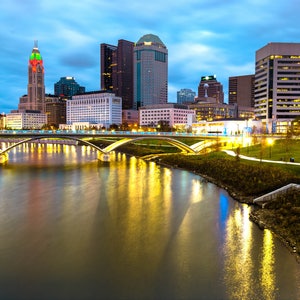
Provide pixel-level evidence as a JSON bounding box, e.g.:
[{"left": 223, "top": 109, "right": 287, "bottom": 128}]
[
  {"left": 197, "top": 75, "right": 224, "bottom": 103},
  {"left": 255, "top": 42, "right": 300, "bottom": 133},
  {"left": 134, "top": 34, "right": 168, "bottom": 108},
  {"left": 139, "top": 104, "right": 195, "bottom": 128},
  {"left": 18, "top": 41, "right": 45, "bottom": 112},
  {"left": 54, "top": 77, "right": 85, "bottom": 98},
  {"left": 45, "top": 95, "right": 66, "bottom": 127},
  {"left": 177, "top": 89, "right": 196, "bottom": 104},
  {"left": 6, "top": 112, "right": 47, "bottom": 129},
  {"left": 66, "top": 91, "right": 122, "bottom": 128},
  {"left": 100, "top": 40, "right": 134, "bottom": 109},
  {"left": 229, "top": 74, "right": 255, "bottom": 107}
]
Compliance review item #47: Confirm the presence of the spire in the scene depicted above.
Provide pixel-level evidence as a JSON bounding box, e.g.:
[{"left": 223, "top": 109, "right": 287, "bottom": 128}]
[{"left": 34, "top": 40, "right": 38, "bottom": 49}]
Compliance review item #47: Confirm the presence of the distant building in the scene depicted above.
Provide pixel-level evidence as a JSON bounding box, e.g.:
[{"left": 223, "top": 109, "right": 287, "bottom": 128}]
[
  {"left": 139, "top": 103, "right": 195, "bottom": 128},
  {"left": 18, "top": 41, "right": 45, "bottom": 112},
  {"left": 134, "top": 34, "right": 168, "bottom": 108},
  {"left": 101, "top": 40, "right": 134, "bottom": 109},
  {"left": 0, "top": 114, "right": 5, "bottom": 129},
  {"left": 45, "top": 95, "right": 66, "bottom": 127},
  {"left": 177, "top": 89, "right": 196, "bottom": 104},
  {"left": 229, "top": 75, "right": 255, "bottom": 107},
  {"left": 255, "top": 42, "right": 300, "bottom": 133},
  {"left": 122, "top": 110, "right": 139, "bottom": 125},
  {"left": 54, "top": 77, "right": 85, "bottom": 98},
  {"left": 66, "top": 91, "right": 122, "bottom": 128},
  {"left": 196, "top": 75, "right": 224, "bottom": 103},
  {"left": 6, "top": 111, "right": 47, "bottom": 129}
]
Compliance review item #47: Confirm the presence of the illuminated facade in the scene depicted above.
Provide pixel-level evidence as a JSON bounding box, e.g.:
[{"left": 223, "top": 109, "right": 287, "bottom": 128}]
[
  {"left": 18, "top": 41, "right": 45, "bottom": 112},
  {"left": 139, "top": 104, "right": 195, "bottom": 127},
  {"left": 255, "top": 43, "right": 300, "bottom": 133},
  {"left": 67, "top": 91, "right": 122, "bottom": 128},
  {"left": 134, "top": 34, "right": 168, "bottom": 108},
  {"left": 6, "top": 112, "right": 47, "bottom": 129}
]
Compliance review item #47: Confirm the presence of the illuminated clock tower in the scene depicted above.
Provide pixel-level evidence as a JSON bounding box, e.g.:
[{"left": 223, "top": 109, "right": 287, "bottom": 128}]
[{"left": 18, "top": 41, "right": 45, "bottom": 112}]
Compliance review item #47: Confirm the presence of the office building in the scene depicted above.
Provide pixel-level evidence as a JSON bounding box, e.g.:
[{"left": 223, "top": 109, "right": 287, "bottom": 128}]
[
  {"left": 6, "top": 112, "right": 47, "bottom": 130},
  {"left": 66, "top": 91, "right": 122, "bottom": 128},
  {"left": 134, "top": 34, "right": 168, "bottom": 108},
  {"left": 45, "top": 95, "right": 66, "bottom": 127},
  {"left": 100, "top": 40, "right": 134, "bottom": 109},
  {"left": 255, "top": 42, "right": 300, "bottom": 133},
  {"left": 54, "top": 77, "right": 85, "bottom": 98},
  {"left": 196, "top": 75, "right": 224, "bottom": 103},
  {"left": 139, "top": 104, "right": 195, "bottom": 128},
  {"left": 229, "top": 75, "right": 255, "bottom": 107},
  {"left": 18, "top": 41, "right": 45, "bottom": 112},
  {"left": 177, "top": 89, "right": 196, "bottom": 104}
]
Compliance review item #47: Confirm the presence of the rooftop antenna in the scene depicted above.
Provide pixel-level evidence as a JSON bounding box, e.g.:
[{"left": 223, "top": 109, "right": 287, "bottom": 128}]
[{"left": 34, "top": 40, "right": 38, "bottom": 49}]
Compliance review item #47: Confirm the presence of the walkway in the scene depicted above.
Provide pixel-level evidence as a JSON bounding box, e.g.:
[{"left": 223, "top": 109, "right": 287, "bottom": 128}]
[{"left": 223, "top": 150, "right": 300, "bottom": 166}]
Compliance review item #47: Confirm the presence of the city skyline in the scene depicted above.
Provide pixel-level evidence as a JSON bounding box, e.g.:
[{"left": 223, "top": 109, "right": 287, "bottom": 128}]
[{"left": 1, "top": 0, "right": 300, "bottom": 113}]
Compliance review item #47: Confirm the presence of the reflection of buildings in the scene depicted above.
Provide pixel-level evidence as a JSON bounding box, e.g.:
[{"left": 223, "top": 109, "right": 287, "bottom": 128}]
[
  {"left": 101, "top": 40, "right": 134, "bottom": 109},
  {"left": 177, "top": 88, "right": 196, "bottom": 104},
  {"left": 66, "top": 91, "right": 122, "bottom": 129},
  {"left": 255, "top": 42, "right": 300, "bottom": 133},
  {"left": 134, "top": 34, "right": 168, "bottom": 108}
]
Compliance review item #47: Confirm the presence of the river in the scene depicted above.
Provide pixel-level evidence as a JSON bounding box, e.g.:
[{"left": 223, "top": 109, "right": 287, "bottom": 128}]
[{"left": 0, "top": 142, "right": 299, "bottom": 300}]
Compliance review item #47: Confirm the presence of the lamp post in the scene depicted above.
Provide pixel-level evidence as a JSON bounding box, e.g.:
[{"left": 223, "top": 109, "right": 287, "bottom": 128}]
[{"left": 267, "top": 138, "right": 274, "bottom": 158}]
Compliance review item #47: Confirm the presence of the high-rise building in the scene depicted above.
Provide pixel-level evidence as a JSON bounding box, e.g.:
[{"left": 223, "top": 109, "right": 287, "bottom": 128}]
[
  {"left": 100, "top": 40, "right": 134, "bottom": 109},
  {"left": 197, "top": 75, "right": 224, "bottom": 103},
  {"left": 54, "top": 77, "right": 85, "bottom": 98},
  {"left": 177, "top": 89, "right": 196, "bottom": 104},
  {"left": 134, "top": 34, "right": 168, "bottom": 108},
  {"left": 255, "top": 42, "right": 300, "bottom": 133},
  {"left": 18, "top": 41, "right": 45, "bottom": 112},
  {"left": 229, "top": 75, "right": 255, "bottom": 107}
]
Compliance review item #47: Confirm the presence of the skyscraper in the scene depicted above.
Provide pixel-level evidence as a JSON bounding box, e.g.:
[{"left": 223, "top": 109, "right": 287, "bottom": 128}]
[
  {"left": 54, "top": 77, "right": 85, "bottom": 98},
  {"left": 229, "top": 75, "right": 255, "bottom": 107},
  {"left": 255, "top": 42, "right": 300, "bottom": 133},
  {"left": 134, "top": 34, "right": 168, "bottom": 108},
  {"left": 18, "top": 41, "right": 45, "bottom": 112},
  {"left": 100, "top": 40, "right": 134, "bottom": 109},
  {"left": 197, "top": 75, "right": 224, "bottom": 103}
]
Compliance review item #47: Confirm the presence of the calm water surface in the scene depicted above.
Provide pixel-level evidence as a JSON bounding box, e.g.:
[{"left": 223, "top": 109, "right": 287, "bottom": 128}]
[{"left": 0, "top": 143, "right": 299, "bottom": 300}]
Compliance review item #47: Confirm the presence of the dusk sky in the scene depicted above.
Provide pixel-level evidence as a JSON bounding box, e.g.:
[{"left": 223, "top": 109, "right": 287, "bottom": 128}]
[{"left": 1, "top": 0, "right": 299, "bottom": 113}]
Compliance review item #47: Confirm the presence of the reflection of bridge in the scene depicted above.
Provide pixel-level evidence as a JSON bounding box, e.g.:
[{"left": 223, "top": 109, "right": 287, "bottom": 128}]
[{"left": 0, "top": 130, "right": 217, "bottom": 163}]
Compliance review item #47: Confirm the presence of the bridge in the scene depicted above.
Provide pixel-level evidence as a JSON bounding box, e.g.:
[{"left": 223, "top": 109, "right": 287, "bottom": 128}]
[{"left": 0, "top": 130, "right": 217, "bottom": 163}]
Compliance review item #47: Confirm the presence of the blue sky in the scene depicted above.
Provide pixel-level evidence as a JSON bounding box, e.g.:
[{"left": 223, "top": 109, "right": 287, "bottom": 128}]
[{"left": 1, "top": 0, "right": 299, "bottom": 113}]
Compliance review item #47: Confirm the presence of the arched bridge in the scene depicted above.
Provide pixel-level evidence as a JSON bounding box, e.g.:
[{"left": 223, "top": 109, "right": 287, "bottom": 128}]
[{"left": 0, "top": 131, "right": 216, "bottom": 163}]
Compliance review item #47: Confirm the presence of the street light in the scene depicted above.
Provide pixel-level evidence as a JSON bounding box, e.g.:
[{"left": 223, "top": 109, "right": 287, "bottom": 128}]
[{"left": 267, "top": 138, "right": 274, "bottom": 158}]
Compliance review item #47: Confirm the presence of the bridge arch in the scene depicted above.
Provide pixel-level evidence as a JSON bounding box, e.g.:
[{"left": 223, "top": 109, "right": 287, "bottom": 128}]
[
  {"left": 102, "top": 136, "right": 197, "bottom": 154},
  {"left": 0, "top": 136, "right": 105, "bottom": 155}
]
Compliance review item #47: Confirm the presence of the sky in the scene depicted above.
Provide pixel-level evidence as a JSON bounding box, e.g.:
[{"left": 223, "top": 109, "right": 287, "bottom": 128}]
[{"left": 1, "top": 0, "right": 300, "bottom": 113}]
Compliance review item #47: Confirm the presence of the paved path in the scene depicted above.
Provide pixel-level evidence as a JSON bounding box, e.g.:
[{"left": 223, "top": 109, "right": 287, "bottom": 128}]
[{"left": 223, "top": 150, "right": 300, "bottom": 166}]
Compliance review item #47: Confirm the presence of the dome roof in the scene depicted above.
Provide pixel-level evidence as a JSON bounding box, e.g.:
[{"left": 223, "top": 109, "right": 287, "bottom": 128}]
[{"left": 136, "top": 34, "right": 166, "bottom": 47}]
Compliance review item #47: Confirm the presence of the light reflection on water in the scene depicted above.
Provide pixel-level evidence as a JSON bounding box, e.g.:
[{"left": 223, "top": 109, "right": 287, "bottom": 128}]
[{"left": 0, "top": 142, "right": 299, "bottom": 299}]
